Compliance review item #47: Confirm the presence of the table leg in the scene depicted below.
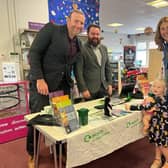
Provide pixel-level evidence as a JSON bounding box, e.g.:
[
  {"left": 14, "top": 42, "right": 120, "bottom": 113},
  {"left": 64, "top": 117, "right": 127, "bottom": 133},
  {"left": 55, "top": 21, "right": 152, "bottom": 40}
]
[
  {"left": 59, "top": 142, "right": 62, "bottom": 168},
  {"left": 35, "top": 132, "right": 41, "bottom": 168},
  {"left": 52, "top": 144, "right": 58, "bottom": 168},
  {"left": 33, "top": 127, "right": 37, "bottom": 168}
]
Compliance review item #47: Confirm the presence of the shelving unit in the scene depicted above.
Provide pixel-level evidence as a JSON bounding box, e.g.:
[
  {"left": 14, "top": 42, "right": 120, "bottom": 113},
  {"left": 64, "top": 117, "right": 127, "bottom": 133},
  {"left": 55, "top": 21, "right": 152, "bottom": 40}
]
[
  {"left": 110, "top": 61, "right": 123, "bottom": 95},
  {"left": 20, "top": 29, "right": 38, "bottom": 79},
  {"left": 111, "top": 61, "right": 119, "bottom": 88},
  {"left": 14, "top": 29, "right": 38, "bottom": 80}
]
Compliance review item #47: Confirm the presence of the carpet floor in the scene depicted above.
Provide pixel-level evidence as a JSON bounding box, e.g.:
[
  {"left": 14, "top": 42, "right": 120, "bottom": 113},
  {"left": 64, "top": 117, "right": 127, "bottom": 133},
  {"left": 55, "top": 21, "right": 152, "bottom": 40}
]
[{"left": 0, "top": 136, "right": 155, "bottom": 168}]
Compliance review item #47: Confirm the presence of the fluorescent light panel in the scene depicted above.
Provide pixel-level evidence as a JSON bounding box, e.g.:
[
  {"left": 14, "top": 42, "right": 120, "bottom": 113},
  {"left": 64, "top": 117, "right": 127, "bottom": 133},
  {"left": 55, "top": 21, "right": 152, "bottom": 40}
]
[
  {"left": 147, "top": 0, "right": 168, "bottom": 8},
  {"left": 136, "top": 27, "right": 145, "bottom": 31},
  {"left": 107, "top": 23, "right": 123, "bottom": 27}
]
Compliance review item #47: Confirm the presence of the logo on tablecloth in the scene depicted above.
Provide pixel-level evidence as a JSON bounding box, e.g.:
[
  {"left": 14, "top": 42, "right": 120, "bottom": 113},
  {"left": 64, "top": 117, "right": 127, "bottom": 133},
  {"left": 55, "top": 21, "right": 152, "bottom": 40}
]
[
  {"left": 126, "top": 118, "right": 142, "bottom": 128},
  {"left": 84, "top": 129, "right": 110, "bottom": 142}
]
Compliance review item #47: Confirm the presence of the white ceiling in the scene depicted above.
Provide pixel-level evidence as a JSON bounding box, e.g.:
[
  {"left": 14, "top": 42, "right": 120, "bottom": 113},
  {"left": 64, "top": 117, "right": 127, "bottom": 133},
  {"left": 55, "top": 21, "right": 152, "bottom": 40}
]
[{"left": 99, "top": 0, "right": 168, "bottom": 34}]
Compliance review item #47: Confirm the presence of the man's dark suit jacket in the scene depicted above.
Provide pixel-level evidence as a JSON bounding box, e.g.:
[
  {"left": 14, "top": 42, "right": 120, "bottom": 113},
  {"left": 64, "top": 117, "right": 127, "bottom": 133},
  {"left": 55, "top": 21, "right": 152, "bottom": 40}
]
[{"left": 29, "top": 22, "right": 81, "bottom": 92}]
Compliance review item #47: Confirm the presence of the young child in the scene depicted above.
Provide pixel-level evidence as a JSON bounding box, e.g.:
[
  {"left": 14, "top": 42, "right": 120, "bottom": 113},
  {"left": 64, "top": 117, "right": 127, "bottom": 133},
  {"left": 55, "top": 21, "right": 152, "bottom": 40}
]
[
  {"left": 126, "top": 79, "right": 168, "bottom": 168},
  {"left": 125, "top": 79, "right": 166, "bottom": 135}
]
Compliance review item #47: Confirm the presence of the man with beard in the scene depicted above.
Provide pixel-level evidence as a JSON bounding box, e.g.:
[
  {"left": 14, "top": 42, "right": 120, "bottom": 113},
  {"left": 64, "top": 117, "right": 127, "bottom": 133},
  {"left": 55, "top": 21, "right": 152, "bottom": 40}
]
[{"left": 75, "top": 24, "right": 112, "bottom": 100}]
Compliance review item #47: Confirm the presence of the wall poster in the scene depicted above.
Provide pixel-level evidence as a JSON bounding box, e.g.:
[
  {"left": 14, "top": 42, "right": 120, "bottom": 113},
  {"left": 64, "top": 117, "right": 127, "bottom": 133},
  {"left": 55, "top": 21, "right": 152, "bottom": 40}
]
[
  {"left": 48, "top": 0, "right": 100, "bottom": 30},
  {"left": 124, "top": 45, "right": 136, "bottom": 68}
]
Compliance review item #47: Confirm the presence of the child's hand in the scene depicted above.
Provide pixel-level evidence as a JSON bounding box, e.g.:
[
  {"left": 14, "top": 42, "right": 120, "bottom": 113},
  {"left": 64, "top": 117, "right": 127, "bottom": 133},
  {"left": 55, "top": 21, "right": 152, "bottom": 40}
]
[
  {"left": 143, "top": 96, "right": 155, "bottom": 105},
  {"left": 125, "top": 104, "right": 130, "bottom": 111}
]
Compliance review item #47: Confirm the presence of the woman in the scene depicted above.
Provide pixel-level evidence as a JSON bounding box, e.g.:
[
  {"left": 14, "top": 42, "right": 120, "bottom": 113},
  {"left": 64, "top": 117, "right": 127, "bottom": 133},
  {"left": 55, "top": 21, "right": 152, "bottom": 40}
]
[
  {"left": 155, "top": 17, "right": 168, "bottom": 87},
  {"left": 149, "top": 16, "right": 168, "bottom": 168}
]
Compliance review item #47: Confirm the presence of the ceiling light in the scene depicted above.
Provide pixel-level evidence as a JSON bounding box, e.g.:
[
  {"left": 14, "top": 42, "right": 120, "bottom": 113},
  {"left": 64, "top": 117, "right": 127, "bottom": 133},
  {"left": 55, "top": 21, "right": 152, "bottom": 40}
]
[
  {"left": 147, "top": 0, "right": 168, "bottom": 8},
  {"left": 107, "top": 23, "right": 123, "bottom": 27},
  {"left": 136, "top": 27, "right": 145, "bottom": 31}
]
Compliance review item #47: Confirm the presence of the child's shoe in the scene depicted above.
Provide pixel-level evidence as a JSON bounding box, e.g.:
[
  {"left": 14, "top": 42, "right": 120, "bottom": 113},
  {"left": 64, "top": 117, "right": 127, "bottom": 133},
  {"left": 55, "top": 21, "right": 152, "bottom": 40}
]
[
  {"left": 150, "top": 159, "right": 162, "bottom": 168},
  {"left": 28, "top": 155, "right": 35, "bottom": 168},
  {"left": 162, "top": 162, "right": 168, "bottom": 168}
]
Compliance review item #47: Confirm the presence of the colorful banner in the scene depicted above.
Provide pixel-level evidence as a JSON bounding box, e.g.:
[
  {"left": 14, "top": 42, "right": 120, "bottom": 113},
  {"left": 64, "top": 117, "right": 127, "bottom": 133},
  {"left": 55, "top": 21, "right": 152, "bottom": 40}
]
[{"left": 48, "top": 0, "right": 100, "bottom": 30}]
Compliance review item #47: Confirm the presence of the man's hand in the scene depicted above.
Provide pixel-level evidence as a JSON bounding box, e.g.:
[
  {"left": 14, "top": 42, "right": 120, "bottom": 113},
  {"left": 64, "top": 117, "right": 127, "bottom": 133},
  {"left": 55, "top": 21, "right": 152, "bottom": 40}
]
[
  {"left": 82, "top": 90, "right": 91, "bottom": 99},
  {"left": 36, "top": 79, "right": 49, "bottom": 95}
]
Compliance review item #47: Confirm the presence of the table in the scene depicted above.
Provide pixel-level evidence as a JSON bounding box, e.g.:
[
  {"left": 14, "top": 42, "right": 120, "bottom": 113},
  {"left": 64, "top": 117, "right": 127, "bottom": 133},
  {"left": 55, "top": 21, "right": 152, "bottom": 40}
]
[{"left": 25, "top": 98, "right": 144, "bottom": 168}]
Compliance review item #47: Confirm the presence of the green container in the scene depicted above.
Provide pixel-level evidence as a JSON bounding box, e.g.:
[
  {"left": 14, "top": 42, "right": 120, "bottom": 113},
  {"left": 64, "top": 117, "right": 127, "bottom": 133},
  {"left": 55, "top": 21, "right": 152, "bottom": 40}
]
[{"left": 77, "top": 108, "right": 89, "bottom": 126}]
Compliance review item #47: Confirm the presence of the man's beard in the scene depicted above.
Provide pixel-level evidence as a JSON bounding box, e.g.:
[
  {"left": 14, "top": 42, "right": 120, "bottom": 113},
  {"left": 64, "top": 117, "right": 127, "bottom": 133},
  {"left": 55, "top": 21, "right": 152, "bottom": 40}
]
[{"left": 88, "top": 37, "right": 100, "bottom": 47}]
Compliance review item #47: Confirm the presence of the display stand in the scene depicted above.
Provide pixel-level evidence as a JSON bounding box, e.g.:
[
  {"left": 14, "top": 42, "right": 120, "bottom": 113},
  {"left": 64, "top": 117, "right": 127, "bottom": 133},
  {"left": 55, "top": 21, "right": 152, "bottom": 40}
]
[
  {"left": 49, "top": 91, "right": 79, "bottom": 133},
  {"left": 148, "top": 49, "right": 162, "bottom": 82},
  {"left": 0, "top": 80, "right": 29, "bottom": 143}
]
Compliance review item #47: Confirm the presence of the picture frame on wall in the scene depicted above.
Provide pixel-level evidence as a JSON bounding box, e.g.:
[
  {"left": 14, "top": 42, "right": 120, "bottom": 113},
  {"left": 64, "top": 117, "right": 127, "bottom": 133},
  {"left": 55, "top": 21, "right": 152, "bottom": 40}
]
[{"left": 124, "top": 45, "right": 136, "bottom": 68}]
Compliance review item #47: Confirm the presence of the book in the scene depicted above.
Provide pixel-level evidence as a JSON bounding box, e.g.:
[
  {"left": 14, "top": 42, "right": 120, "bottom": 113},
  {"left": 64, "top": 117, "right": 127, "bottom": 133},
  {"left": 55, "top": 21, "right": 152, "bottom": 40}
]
[{"left": 49, "top": 91, "right": 79, "bottom": 133}]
